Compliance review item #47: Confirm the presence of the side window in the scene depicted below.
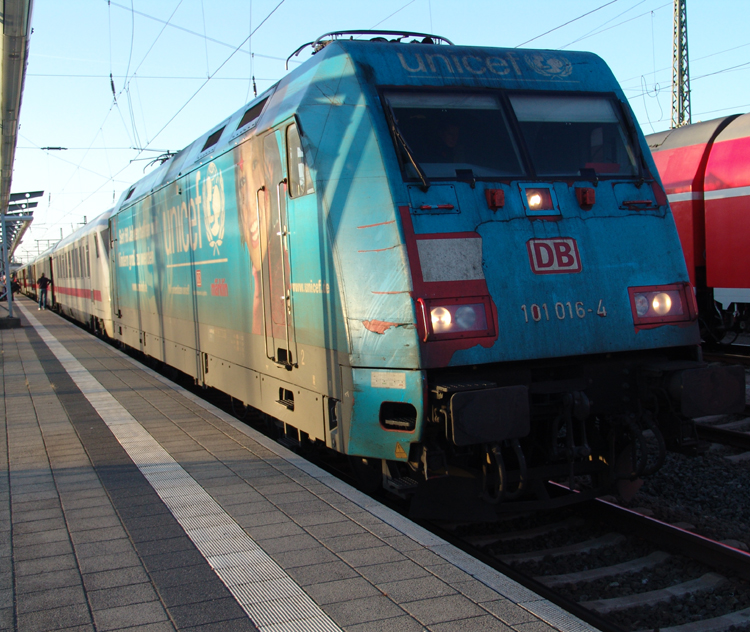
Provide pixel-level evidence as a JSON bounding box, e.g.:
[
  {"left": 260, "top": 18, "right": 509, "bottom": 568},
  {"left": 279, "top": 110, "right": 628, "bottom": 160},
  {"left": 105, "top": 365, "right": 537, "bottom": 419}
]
[{"left": 286, "top": 123, "right": 314, "bottom": 198}]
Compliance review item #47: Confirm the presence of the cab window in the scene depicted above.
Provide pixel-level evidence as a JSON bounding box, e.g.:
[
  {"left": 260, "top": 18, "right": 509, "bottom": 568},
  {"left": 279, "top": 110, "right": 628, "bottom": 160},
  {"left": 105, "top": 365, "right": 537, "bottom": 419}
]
[
  {"left": 509, "top": 94, "right": 638, "bottom": 177},
  {"left": 384, "top": 91, "right": 525, "bottom": 179},
  {"left": 286, "top": 123, "right": 314, "bottom": 198}
]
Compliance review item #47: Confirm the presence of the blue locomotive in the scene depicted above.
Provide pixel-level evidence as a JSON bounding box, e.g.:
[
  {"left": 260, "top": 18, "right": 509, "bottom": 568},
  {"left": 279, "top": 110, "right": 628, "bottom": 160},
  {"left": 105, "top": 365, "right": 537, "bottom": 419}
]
[{"left": 21, "top": 31, "right": 745, "bottom": 513}]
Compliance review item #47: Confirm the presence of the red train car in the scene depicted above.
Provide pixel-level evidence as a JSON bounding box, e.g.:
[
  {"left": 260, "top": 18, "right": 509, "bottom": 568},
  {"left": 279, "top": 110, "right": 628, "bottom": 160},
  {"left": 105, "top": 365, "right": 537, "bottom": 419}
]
[{"left": 647, "top": 114, "right": 750, "bottom": 341}]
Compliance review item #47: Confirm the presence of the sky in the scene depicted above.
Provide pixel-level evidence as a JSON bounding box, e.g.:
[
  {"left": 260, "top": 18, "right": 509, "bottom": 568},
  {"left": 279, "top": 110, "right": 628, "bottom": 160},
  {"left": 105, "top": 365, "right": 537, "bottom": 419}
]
[{"left": 11, "top": 0, "right": 750, "bottom": 262}]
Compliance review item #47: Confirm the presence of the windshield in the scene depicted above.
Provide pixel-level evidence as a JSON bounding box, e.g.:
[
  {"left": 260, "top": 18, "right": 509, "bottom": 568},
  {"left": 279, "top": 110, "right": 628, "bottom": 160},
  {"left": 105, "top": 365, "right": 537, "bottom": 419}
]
[
  {"left": 509, "top": 94, "right": 638, "bottom": 177},
  {"left": 385, "top": 92, "right": 525, "bottom": 179}
]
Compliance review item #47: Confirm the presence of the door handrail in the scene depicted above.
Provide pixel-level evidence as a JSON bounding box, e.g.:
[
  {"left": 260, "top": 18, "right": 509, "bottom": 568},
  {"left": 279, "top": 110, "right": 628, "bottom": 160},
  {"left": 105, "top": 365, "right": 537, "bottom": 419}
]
[{"left": 256, "top": 185, "right": 274, "bottom": 362}]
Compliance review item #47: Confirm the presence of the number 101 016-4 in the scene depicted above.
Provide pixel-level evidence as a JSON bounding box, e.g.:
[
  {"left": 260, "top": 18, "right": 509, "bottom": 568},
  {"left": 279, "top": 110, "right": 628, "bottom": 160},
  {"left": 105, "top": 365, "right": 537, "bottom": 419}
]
[{"left": 521, "top": 300, "right": 607, "bottom": 323}]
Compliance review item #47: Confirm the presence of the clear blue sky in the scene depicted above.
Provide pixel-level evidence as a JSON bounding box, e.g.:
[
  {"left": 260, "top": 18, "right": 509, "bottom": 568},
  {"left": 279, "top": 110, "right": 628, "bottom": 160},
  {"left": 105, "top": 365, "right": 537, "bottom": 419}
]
[{"left": 13, "top": 0, "right": 750, "bottom": 261}]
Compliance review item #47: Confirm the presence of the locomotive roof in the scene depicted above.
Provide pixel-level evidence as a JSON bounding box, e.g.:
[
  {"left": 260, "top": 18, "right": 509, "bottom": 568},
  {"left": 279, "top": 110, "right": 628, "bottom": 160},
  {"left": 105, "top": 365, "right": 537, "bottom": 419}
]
[
  {"left": 330, "top": 38, "right": 619, "bottom": 91},
  {"left": 112, "top": 36, "right": 626, "bottom": 213}
]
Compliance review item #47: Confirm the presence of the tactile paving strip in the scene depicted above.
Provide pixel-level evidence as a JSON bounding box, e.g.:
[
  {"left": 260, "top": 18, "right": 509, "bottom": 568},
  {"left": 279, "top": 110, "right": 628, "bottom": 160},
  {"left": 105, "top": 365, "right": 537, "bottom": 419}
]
[{"left": 20, "top": 304, "right": 341, "bottom": 632}]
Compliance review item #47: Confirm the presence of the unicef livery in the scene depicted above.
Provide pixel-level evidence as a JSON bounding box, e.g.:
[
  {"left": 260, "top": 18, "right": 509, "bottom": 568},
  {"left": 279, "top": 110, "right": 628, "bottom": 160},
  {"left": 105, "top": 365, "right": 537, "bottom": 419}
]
[{"left": 21, "top": 32, "right": 744, "bottom": 513}]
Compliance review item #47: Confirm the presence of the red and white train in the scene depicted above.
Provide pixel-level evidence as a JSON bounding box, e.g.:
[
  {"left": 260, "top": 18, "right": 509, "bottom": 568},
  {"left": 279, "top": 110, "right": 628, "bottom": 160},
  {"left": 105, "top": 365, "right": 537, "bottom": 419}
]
[
  {"left": 18, "top": 208, "right": 115, "bottom": 337},
  {"left": 647, "top": 114, "right": 750, "bottom": 341}
]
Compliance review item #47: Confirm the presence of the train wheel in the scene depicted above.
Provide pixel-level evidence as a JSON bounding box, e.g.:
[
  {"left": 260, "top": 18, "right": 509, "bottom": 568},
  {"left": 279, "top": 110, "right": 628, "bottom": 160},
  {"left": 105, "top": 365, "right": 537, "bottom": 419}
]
[{"left": 480, "top": 443, "right": 506, "bottom": 504}]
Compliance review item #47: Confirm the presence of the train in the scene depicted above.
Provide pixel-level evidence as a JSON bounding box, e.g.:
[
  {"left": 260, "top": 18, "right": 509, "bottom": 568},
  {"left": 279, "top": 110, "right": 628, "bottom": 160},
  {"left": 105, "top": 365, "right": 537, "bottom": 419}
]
[
  {"left": 647, "top": 115, "right": 750, "bottom": 343},
  {"left": 18, "top": 30, "right": 746, "bottom": 517}
]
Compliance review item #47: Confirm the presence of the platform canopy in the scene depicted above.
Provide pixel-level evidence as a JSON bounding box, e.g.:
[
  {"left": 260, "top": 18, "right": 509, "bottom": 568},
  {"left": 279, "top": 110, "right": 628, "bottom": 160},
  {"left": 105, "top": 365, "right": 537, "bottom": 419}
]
[{"left": 1, "top": 0, "right": 34, "bottom": 259}]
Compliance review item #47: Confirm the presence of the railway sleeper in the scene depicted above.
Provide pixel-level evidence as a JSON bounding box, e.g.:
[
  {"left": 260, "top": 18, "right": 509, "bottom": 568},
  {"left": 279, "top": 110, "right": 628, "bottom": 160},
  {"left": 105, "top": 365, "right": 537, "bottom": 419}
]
[
  {"left": 464, "top": 516, "right": 585, "bottom": 547},
  {"left": 537, "top": 550, "right": 671, "bottom": 588},
  {"left": 580, "top": 571, "right": 726, "bottom": 614},
  {"left": 640, "top": 606, "right": 750, "bottom": 632},
  {"left": 499, "top": 532, "right": 625, "bottom": 564}
]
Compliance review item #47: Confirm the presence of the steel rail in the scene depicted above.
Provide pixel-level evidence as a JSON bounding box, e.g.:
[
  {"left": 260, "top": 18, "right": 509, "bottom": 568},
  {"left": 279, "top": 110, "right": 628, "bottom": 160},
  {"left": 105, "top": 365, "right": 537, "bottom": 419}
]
[
  {"left": 584, "top": 498, "right": 750, "bottom": 580},
  {"left": 695, "top": 423, "right": 750, "bottom": 451}
]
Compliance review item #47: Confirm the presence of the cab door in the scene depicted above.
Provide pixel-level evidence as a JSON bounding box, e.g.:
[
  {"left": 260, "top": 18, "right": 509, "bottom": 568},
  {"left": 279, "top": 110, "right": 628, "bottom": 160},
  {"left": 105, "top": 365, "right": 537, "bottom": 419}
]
[
  {"left": 109, "top": 215, "right": 121, "bottom": 320},
  {"left": 260, "top": 128, "right": 297, "bottom": 369}
]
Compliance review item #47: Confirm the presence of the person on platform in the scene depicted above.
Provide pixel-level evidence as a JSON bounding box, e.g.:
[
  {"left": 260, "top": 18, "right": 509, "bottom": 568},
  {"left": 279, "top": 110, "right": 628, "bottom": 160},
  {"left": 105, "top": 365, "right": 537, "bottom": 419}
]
[{"left": 37, "top": 272, "right": 52, "bottom": 310}]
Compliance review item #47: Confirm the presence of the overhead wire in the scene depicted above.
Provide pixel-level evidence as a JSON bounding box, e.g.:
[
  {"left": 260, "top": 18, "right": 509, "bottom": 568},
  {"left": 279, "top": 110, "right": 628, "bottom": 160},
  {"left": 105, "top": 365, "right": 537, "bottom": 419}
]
[
  {"left": 39, "top": 0, "right": 748, "bottom": 242},
  {"left": 250, "top": 0, "right": 258, "bottom": 103},
  {"left": 43, "top": 0, "right": 148, "bottom": 238},
  {"left": 515, "top": 0, "right": 620, "bottom": 48},
  {"left": 201, "top": 0, "right": 210, "bottom": 78},
  {"left": 47, "top": 0, "right": 288, "bottom": 237},
  {"left": 18, "top": 134, "right": 128, "bottom": 182},
  {"left": 28, "top": 73, "right": 279, "bottom": 80},
  {"left": 39, "top": 0, "right": 184, "bottom": 239},
  {"left": 122, "top": 0, "right": 135, "bottom": 87},
  {"left": 560, "top": 0, "right": 652, "bottom": 48},
  {"left": 369, "top": 0, "right": 418, "bottom": 30},
  {"left": 125, "top": 0, "right": 185, "bottom": 82},
  {"left": 119, "top": 0, "right": 142, "bottom": 152},
  {"left": 624, "top": 60, "right": 750, "bottom": 100},
  {"left": 638, "top": 9, "right": 663, "bottom": 134},
  {"left": 136, "top": 0, "right": 286, "bottom": 155},
  {"left": 620, "top": 41, "right": 750, "bottom": 90},
  {"left": 567, "top": 2, "right": 670, "bottom": 48},
  {"left": 107, "top": 1, "right": 294, "bottom": 64}
]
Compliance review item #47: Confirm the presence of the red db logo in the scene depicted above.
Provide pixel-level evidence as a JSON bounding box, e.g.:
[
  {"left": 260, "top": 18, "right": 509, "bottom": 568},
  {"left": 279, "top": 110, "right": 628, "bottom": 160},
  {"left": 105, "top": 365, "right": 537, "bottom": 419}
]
[{"left": 527, "top": 238, "right": 582, "bottom": 274}]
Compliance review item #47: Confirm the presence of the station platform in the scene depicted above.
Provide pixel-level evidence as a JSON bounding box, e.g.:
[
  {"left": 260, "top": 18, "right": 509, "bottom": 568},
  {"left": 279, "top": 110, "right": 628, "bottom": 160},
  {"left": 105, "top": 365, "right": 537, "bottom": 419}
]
[{"left": 0, "top": 295, "right": 594, "bottom": 632}]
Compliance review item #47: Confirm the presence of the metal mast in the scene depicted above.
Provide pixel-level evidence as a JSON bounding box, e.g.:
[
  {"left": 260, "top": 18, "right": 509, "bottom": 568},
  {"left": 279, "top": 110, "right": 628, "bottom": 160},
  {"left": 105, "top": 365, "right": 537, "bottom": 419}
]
[{"left": 671, "top": 0, "right": 691, "bottom": 128}]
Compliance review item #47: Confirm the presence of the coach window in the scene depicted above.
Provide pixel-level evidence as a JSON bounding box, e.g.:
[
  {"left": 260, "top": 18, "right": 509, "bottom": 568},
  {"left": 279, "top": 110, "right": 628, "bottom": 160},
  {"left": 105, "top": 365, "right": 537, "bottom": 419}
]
[{"left": 286, "top": 123, "right": 314, "bottom": 198}]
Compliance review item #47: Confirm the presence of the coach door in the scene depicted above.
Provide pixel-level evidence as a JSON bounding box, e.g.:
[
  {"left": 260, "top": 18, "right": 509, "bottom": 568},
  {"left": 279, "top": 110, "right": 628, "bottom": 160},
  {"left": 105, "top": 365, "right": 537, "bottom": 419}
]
[{"left": 260, "top": 129, "right": 297, "bottom": 369}]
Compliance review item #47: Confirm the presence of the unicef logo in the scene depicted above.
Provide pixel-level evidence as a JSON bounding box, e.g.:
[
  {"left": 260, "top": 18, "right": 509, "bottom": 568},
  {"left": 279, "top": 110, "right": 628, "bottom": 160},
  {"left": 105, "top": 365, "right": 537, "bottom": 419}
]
[
  {"left": 524, "top": 53, "right": 573, "bottom": 78},
  {"left": 203, "top": 162, "right": 225, "bottom": 255}
]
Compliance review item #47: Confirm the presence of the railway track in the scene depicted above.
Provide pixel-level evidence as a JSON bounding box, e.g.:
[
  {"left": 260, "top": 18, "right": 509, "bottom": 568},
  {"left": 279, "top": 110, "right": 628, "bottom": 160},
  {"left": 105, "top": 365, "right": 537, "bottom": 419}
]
[
  {"left": 696, "top": 421, "right": 750, "bottom": 452},
  {"left": 689, "top": 348, "right": 750, "bottom": 453},
  {"left": 436, "top": 498, "right": 750, "bottom": 632},
  {"left": 703, "top": 349, "right": 750, "bottom": 367}
]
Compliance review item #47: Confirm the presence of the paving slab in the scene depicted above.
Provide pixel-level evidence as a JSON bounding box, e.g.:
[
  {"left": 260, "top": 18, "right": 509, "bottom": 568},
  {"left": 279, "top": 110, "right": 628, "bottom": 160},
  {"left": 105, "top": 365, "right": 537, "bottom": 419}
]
[{"left": 0, "top": 298, "right": 596, "bottom": 632}]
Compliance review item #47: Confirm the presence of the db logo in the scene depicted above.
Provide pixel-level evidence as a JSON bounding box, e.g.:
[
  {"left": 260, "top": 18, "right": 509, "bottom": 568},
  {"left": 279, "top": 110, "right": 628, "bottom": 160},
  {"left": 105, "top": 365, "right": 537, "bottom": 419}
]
[{"left": 527, "top": 238, "right": 582, "bottom": 274}]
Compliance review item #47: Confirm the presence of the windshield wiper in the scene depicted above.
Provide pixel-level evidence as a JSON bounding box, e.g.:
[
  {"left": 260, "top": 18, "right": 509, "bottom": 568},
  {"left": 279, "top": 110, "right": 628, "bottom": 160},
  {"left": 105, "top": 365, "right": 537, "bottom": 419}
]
[{"left": 390, "top": 122, "right": 430, "bottom": 192}]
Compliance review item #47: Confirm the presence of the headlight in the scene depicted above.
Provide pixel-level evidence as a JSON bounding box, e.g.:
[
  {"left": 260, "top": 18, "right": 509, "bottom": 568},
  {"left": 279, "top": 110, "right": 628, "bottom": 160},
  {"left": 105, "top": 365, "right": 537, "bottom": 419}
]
[
  {"left": 635, "top": 293, "right": 649, "bottom": 317},
  {"left": 455, "top": 305, "right": 478, "bottom": 329},
  {"left": 429, "top": 303, "right": 487, "bottom": 333},
  {"left": 525, "top": 188, "right": 554, "bottom": 211},
  {"left": 651, "top": 292, "right": 672, "bottom": 316},
  {"left": 431, "top": 306, "right": 452, "bottom": 332},
  {"left": 420, "top": 299, "right": 493, "bottom": 341},
  {"left": 629, "top": 284, "right": 694, "bottom": 327}
]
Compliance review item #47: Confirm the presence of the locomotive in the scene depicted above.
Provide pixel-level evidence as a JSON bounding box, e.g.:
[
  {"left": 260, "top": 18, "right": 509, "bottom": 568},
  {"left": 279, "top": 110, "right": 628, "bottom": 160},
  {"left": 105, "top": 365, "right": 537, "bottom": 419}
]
[
  {"left": 19, "top": 31, "right": 745, "bottom": 515},
  {"left": 647, "top": 114, "right": 750, "bottom": 343}
]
